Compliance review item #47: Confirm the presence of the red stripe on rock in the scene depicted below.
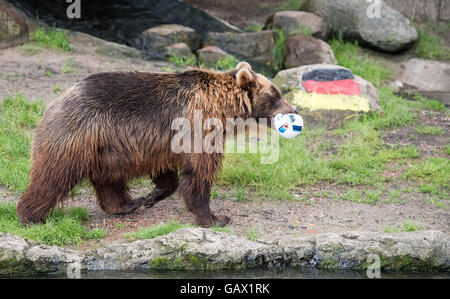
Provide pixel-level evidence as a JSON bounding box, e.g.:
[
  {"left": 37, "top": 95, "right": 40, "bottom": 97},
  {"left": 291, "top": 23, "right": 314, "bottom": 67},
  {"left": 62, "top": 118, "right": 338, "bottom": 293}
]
[{"left": 302, "top": 79, "right": 361, "bottom": 96}]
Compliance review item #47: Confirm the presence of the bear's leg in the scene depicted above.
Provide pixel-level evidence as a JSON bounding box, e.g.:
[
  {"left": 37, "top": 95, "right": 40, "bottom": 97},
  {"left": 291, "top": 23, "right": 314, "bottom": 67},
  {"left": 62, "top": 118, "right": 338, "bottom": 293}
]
[
  {"left": 143, "top": 170, "right": 179, "bottom": 208},
  {"left": 16, "top": 163, "right": 80, "bottom": 225},
  {"left": 179, "top": 171, "right": 230, "bottom": 228},
  {"left": 92, "top": 180, "right": 143, "bottom": 214}
]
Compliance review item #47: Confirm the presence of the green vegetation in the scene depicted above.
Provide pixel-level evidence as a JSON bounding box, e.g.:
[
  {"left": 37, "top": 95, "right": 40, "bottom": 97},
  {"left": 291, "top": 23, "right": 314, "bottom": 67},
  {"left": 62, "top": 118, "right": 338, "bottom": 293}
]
[
  {"left": 125, "top": 220, "right": 193, "bottom": 240},
  {"left": 169, "top": 53, "right": 197, "bottom": 66},
  {"left": 290, "top": 24, "right": 312, "bottom": 36},
  {"left": 415, "top": 125, "right": 444, "bottom": 136},
  {"left": 245, "top": 21, "right": 264, "bottom": 33},
  {"left": 214, "top": 56, "right": 238, "bottom": 71},
  {"left": 272, "top": 29, "right": 286, "bottom": 73},
  {"left": 265, "top": 0, "right": 307, "bottom": 11},
  {"left": 31, "top": 26, "right": 72, "bottom": 52},
  {"left": 384, "top": 220, "right": 426, "bottom": 233},
  {"left": 329, "top": 38, "right": 392, "bottom": 86},
  {"left": 0, "top": 95, "right": 44, "bottom": 192},
  {"left": 246, "top": 227, "right": 259, "bottom": 241},
  {"left": 0, "top": 201, "right": 105, "bottom": 246},
  {"left": 403, "top": 157, "right": 449, "bottom": 198},
  {"left": 414, "top": 28, "right": 450, "bottom": 60}
]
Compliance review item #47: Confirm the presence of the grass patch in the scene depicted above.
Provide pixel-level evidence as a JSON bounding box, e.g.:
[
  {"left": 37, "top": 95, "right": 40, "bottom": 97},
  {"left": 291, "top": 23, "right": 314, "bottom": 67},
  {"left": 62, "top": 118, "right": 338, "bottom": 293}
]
[
  {"left": 31, "top": 26, "right": 72, "bottom": 52},
  {"left": 0, "top": 95, "right": 44, "bottom": 192},
  {"left": 330, "top": 38, "right": 393, "bottom": 87},
  {"left": 265, "top": 0, "right": 307, "bottom": 11},
  {"left": 246, "top": 227, "right": 259, "bottom": 241},
  {"left": 245, "top": 22, "right": 264, "bottom": 33},
  {"left": 384, "top": 220, "right": 426, "bottom": 233},
  {"left": 414, "top": 28, "right": 450, "bottom": 60},
  {"left": 169, "top": 53, "right": 197, "bottom": 66},
  {"left": 403, "top": 157, "right": 449, "bottom": 197},
  {"left": 412, "top": 94, "right": 446, "bottom": 111},
  {"left": 0, "top": 201, "right": 105, "bottom": 246},
  {"left": 272, "top": 29, "right": 286, "bottom": 73},
  {"left": 125, "top": 220, "right": 193, "bottom": 240},
  {"left": 415, "top": 125, "right": 444, "bottom": 135},
  {"left": 213, "top": 56, "right": 238, "bottom": 71}
]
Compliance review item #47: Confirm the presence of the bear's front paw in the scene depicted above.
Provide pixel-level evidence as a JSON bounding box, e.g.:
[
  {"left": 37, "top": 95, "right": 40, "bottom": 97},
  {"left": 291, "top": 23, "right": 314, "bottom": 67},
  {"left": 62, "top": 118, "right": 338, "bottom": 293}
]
[
  {"left": 195, "top": 214, "right": 230, "bottom": 228},
  {"left": 213, "top": 215, "right": 231, "bottom": 227}
]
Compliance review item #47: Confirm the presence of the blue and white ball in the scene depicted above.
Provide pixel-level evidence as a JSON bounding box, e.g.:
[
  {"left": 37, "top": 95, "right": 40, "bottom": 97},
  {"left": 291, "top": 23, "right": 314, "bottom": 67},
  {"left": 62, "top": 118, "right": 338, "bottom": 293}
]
[{"left": 273, "top": 113, "right": 304, "bottom": 139}]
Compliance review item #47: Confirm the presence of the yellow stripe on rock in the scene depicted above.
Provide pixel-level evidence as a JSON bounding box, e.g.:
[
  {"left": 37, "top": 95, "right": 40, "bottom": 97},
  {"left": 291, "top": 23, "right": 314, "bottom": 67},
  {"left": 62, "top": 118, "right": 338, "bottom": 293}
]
[{"left": 292, "top": 91, "right": 371, "bottom": 112}]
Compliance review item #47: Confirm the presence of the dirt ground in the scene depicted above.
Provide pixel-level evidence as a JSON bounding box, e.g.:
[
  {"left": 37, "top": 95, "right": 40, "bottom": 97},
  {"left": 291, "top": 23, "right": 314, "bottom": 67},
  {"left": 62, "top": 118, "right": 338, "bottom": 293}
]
[{"left": 0, "top": 20, "right": 448, "bottom": 245}]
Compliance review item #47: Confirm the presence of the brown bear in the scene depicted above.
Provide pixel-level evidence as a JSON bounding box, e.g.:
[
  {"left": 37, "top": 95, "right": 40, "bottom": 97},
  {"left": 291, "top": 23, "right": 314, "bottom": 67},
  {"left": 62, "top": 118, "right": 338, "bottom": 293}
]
[{"left": 16, "top": 62, "right": 298, "bottom": 227}]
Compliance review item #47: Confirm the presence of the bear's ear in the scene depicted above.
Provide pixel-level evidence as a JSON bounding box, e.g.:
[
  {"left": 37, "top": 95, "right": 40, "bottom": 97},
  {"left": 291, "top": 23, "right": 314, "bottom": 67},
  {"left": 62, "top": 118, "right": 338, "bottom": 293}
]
[
  {"left": 236, "top": 68, "right": 254, "bottom": 88},
  {"left": 236, "top": 61, "right": 252, "bottom": 71}
]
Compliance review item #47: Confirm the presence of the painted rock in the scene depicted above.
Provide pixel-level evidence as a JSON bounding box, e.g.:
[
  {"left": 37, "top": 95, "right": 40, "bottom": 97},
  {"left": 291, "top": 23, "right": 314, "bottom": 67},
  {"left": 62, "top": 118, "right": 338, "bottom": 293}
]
[{"left": 273, "top": 64, "right": 380, "bottom": 127}]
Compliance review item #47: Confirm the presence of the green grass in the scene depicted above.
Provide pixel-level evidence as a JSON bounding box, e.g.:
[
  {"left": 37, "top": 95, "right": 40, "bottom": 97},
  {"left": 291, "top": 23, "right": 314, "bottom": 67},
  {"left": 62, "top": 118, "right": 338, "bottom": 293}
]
[
  {"left": 214, "top": 56, "right": 238, "bottom": 71},
  {"left": 329, "top": 38, "right": 393, "bottom": 87},
  {"left": 245, "top": 22, "right": 264, "bottom": 33},
  {"left": 403, "top": 157, "right": 449, "bottom": 197},
  {"left": 0, "top": 95, "right": 44, "bottom": 192},
  {"left": 414, "top": 28, "right": 450, "bottom": 60},
  {"left": 415, "top": 125, "right": 444, "bottom": 136},
  {"left": 384, "top": 220, "right": 426, "bottom": 233},
  {"left": 412, "top": 94, "right": 446, "bottom": 111},
  {"left": 265, "top": 0, "right": 307, "bottom": 11},
  {"left": 125, "top": 220, "right": 193, "bottom": 240},
  {"left": 272, "top": 29, "right": 286, "bottom": 73},
  {"left": 0, "top": 201, "right": 105, "bottom": 246},
  {"left": 169, "top": 53, "right": 197, "bottom": 66},
  {"left": 31, "top": 26, "right": 72, "bottom": 52},
  {"left": 246, "top": 227, "right": 259, "bottom": 241}
]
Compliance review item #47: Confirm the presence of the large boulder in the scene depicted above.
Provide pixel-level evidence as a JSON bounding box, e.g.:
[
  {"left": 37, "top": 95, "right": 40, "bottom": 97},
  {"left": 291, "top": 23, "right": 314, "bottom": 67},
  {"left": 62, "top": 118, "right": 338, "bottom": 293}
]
[
  {"left": 133, "top": 24, "right": 199, "bottom": 60},
  {"left": 384, "top": 0, "right": 440, "bottom": 22},
  {"left": 264, "top": 10, "right": 330, "bottom": 40},
  {"left": 303, "top": 0, "right": 418, "bottom": 52},
  {"left": 205, "top": 30, "right": 278, "bottom": 75},
  {"left": 284, "top": 34, "right": 337, "bottom": 68},
  {"left": 273, "top": 64, "right": 380, "bottom": 127},
  {"left": 439, "top": 0, "right": 450, "bottom": 21},
  {"left": 10, "top": 0, "right": 241, "bottom": 45},
  {"left": 392, "top": 58, "right": 450, "bottom": 106},
  {"left": 0, "top": 0, "right": 35, "bottom": 48}
]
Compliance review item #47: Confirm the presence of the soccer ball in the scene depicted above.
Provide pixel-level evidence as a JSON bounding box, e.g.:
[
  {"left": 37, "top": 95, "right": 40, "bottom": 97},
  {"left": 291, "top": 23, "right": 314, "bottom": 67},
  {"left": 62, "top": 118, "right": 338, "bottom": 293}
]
[{"left": 273, "top": 113, "right": 304, "bottom": 139}]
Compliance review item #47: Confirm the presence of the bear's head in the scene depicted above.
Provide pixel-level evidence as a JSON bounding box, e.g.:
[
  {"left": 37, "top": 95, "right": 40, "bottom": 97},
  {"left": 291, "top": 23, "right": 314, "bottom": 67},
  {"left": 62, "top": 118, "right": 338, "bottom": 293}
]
[{"left": 234, "top": 62, "right": 299, "bottom": 125}]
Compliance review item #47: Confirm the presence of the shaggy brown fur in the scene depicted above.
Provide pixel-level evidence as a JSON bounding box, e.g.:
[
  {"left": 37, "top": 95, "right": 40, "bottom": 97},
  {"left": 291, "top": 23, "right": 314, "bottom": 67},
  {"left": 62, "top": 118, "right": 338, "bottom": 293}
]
[{"left": 16, "top": 62, "right": 297, "bottom": 227}]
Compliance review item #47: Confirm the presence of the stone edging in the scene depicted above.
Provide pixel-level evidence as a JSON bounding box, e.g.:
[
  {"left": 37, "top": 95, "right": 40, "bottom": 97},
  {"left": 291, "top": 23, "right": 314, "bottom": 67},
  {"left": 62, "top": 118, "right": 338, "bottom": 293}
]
[{"left": 1, "top": 229, "right": 449, "bottom": 276}]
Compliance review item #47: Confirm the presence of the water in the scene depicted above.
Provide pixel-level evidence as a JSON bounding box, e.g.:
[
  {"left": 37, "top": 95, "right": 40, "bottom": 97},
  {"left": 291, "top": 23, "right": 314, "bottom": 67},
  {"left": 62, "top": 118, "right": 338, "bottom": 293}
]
[{"left": 37, "top": 268, "right": 450, "bottom": 279}]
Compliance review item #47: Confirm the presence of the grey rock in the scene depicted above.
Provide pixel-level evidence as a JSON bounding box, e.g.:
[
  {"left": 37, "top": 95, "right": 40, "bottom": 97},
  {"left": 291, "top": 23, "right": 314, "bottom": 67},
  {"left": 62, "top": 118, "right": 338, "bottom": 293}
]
[
  {"left": 440, "top": 0, "right": 450, "bottom": 21},
  {"left": 395, "top": 58, "right": 450, "bottom": 106},
  {"left": 205, "top": 30, "right": 278, "bottom": 75},
  {"left": 384, "top": 0, "right": 439, "bottom": 22},
  {"left": 0, "top": 0, "right": 35, "bottom": 48},
  {"left": 1, "top": 229, "right": 449, "bottom": 276},
  {"left": 197, "top": 46, "right": 231, "bottom": 67},
  {"left": 10, "top": 0, "right": 240, "bottom": 45},
  {"left": 164, "top": 43, "right": 195, "bottom": 61},
  {"left": 284, "top": 34, "right": 337, "bottom": 68},
  {"left": 272, "top": 64, "right": 380, "bottom": 127},
  {"left": 303, "top": 0, "right": 418, "bottom": 52},
  {"left": 265, "top": 10, "right": 330, "bottom": 40},
  {"left": 68, "top": 31, "right": 141, "bottom": 59},
  {"left": 133, "top": 24, "right": 200, "bottom": 60}
]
